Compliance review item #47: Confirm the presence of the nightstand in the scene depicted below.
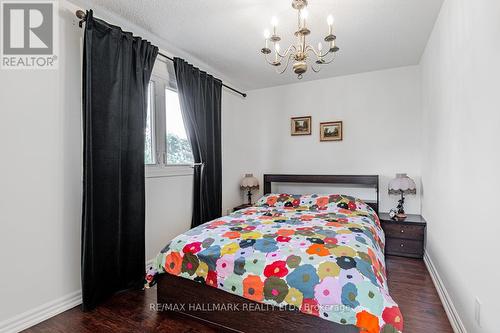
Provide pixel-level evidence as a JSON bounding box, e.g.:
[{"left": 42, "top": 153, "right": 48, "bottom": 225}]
[
  {"left": 379, "top": 213, "right": 426, "bottom": 259},
  {"left": 233, "top": 203, "right": 252, "bottom": 212}
]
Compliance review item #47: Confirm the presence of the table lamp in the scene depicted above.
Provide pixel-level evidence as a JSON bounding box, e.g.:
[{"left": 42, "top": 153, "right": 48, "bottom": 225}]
[
  {"left": 240, "top": 174, "right": 259, "bottom": 205},
  {"left": 388, "top": 173, "right": 416, "bottom": 220}
]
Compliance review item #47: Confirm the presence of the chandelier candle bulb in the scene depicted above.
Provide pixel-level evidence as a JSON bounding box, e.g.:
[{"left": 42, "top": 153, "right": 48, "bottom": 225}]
[
  {"left": 327, "top": 15, "right": 334, "bottom": 34},
  {"left": 264, "top": 29, "right": 270, "bottom": 48},
  {"left": 300, "top": 9, "right": 308, "bottom": 28},
  {"left": 271, "top": 16, "right": 278, "bottom": 35}
]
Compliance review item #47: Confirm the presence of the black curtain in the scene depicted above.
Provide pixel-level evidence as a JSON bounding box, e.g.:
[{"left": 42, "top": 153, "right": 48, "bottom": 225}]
[
  {"left": 81, "top": 10, "right": 158, "bottom": 311},
  {"left": 174, "top": 58, "right": 222, "bottom": 228}
]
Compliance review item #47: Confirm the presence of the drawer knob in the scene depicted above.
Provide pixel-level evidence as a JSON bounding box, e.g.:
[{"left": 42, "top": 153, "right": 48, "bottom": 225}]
[
  {"left": 400, "top": 229, "right": 404, "bottom": 233},
  {"left": 400, "top": 243, "right": 404, "bottom": 247}
]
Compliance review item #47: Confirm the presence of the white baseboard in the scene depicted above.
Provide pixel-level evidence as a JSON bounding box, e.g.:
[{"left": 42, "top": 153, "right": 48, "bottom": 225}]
[
  {"left": 0, "top": 260, "right": 158, "bottom": 333},
  {"left": 0, "top": 290, "right": 82, "bottom": 333},
  {"left": 424, "top": 252, "right": 467, "bottom": 333}
]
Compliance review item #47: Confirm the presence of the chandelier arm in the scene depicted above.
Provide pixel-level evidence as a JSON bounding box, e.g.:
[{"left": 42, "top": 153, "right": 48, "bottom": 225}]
[
  {"left": 311, "top": 64, "right": 321, "bottom": 73},
  {"left": 276, "top": 53, "right": 294, "bottom": 74},
  {"left": 319, "top": 52, "right": 337, "bottom": 65},
  {"left": 277, "top": 44, "right": 297, "bottom": 59},
  {"left": 305, "top": 45, "right": 331, "bottom": 59},
  {"left": 263, "top": 53, "right": 279, "bottom": 66}
]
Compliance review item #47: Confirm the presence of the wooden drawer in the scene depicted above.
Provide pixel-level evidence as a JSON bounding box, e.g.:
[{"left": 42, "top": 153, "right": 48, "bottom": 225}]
[
  {"left": 386, "top": 238, "right": 424, "bottom": 258},
  {"left": 382, "top": 223, "right": 424, "bottom": 240}
]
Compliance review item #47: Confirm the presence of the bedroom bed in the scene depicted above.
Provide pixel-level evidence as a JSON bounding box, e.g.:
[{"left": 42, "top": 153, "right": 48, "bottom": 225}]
[{"left": 149, "top": 175, "right": 403, "bottom": 333}]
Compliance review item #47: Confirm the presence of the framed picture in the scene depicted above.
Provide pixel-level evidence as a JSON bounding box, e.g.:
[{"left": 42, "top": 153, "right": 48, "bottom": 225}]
[
  {"left": 320, "top": 121, "right": 343, "bottom": 141},
  {"left": 291, "top": 116, "right": 312, "bottom": 136}
]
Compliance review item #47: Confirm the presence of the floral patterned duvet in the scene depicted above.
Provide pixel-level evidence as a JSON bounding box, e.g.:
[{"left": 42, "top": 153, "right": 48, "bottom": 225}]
[{"left": 148, "top": 194, "right": 403, "bottom": 333}]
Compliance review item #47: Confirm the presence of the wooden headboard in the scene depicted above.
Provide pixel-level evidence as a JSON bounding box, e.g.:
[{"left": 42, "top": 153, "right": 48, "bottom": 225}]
[{"left": 263, "top": 174, "right": 379, "bottom": 214}]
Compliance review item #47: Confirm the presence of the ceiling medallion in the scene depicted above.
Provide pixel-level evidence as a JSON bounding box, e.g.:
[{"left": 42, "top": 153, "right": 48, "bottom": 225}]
[{"left": 260, "top": 0, "right": 339, "bottom": 79}]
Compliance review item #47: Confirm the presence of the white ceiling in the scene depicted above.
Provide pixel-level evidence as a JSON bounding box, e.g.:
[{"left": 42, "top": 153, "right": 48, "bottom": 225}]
[{"left": 82, "top": 0, "right": 444, "bottom": 90}]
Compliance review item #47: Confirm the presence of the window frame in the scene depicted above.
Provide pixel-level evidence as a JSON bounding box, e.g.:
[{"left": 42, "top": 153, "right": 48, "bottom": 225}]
[
  {"left": 145, "top": 80, "right": 156, "bottom": 166},
  {"left": 145, "top": 61, "right": 194, "bottom": 178}
]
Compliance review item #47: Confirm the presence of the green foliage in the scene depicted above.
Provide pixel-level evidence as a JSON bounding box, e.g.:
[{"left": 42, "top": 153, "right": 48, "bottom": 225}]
[{"left": 166, "top": 133, "right": 193, "bottom": 165}]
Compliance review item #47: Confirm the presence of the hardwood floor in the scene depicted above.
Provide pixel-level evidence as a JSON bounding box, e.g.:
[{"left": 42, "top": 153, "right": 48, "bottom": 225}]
[{"left": 24, "top": 256, "right": 453, "bottom": 333}]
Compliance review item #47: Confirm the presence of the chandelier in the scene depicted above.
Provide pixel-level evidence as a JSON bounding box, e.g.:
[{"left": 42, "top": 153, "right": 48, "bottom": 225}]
[{"left": 260, "top": 0, "right": 339, "bottom": 79}]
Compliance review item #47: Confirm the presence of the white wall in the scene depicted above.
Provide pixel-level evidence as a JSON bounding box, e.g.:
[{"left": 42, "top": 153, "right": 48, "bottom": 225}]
[
  {"left": 226, "top": 66, "right": 422, "bottom": 214},
  {"left": 420, "top": 0, "right": 500, "bottom": 332},
  {"left": 0, "top": 2, "right": 246, "bottom": 331}
]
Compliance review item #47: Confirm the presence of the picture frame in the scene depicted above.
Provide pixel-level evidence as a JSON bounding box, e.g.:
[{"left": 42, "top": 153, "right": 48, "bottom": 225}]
[
  {"left": 320, "top": 121, "right": 343, "bottom": 141},
  {"left": 291, "top": 116, "right": 312, "bottom": 136}
]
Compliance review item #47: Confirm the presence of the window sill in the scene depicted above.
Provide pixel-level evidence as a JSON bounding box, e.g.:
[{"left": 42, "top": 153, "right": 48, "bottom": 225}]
[{"left": 145, "top": 166, "right": 193, "bottom": 178}]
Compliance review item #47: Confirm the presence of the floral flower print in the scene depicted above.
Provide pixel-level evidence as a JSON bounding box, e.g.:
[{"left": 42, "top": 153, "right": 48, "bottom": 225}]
[
  {"left": 277, "top": 229, "right": 295, "bottom": 237},
  {"left": 264, "top": 277, "right": 289, "bottom": 303},
  {"left": 222, "top": 231, "right": 241, "bottom": 239},
  {"left": 337, "top": 256, "right": 357, "bottom": 270},
  {"left": 337, "top": 202, "right": 349, "bottom": 210},
  {"left": 382, "top": 306, "right": 403, "bottom": 331},
  {"left": 331, "top": 245, "right": 357, "bottom": 258},
  {"left": 241, "top": 231, "right": 262, "bottom": 240},
  {"left": 277, "top": 235, "right": 291, "bottom": 242},
  {"left": 340, "top": 268, "right": 364, "bottom": 285},
  {"left": 236, "top": 247, "right": 254, "bottom": 257},
  {"left": 216, "top": 255, "right": 235, "bottom": 278},
  {"left": 197, "top": 245, "right": 221, "bottom": 270},
  {"left": 239, "top": 239, "right": 256, "bottom": 248},
  {"left": 356, "top": 258, "right": 378, "bottom": 285},
  {"left": 341, "top": 282, "right": 360, "bottom": 308},
  {"left": 322, "top": 305, "right": 357, "bottom": 325},
  {"left": 221, "top": 242, "right": 239, "bottom": 256},
  {"left": 316, "top": 197, "right": 329, "bottom": 209},
  {"left": 285, "top": 287, "right": 304, "bottom": 307},
  {"left": 243, "top": 275, "right": 264, "bottom": 301},
  {"left": 286, "top": 255, "right": 301, "bottom": 268},
  {"left": 153, "top": 194, "right": 402, "bottom": 333},
  {"left": 357, "top": 281, "right": 384, "bottom": 316},
  {"left": 254, "top": 238, "right": 278, "bottom": 253},
  {"left": 356, "top": 310, "right": 380, "bottom": 333},
  {"left": 201, "top": 237, "right": 215, "bottom": 248},
  {"left": 195, "top": 261, "right": 208, "bottom": 278},
  {"left": 233, "top": 256, "right": 246, "bottom": 275},
  {"left": 317, "top": 261, "right": 341, "bottom": 280},
  {"left": 314, "top": 276, "right": 342, "bottom": 306},
  {"left": 222, "top": 273, "right": 244, "bottom": 295},
  {"left": 307, "top": 237, "right": 325, "bottom": 244},
  {"left": 264, "top": 260, "right": 289, "bottom": 278},
  {"left": 245, "top": 252, "right": 267, "bottom": 274},
  {"left": 181, "top": 253, "right": 199, "bottom": 275},
  {"left": 267, "top": 196, "right": 278, "bottom": 206},
  {"left": 306, "top": 244, "right": 330, "bottom": 256},
  {"left": 286, "top": 264, "right": 320, "bottom": 298},
  {"left": 164, "top": 252, "right": 182, "bottom": 275},
  {"left": 301, "top": 298, "right": 320, "bottom": 316},
  {"left": 206, "top": 270, "right": 218, "bottom": 287},
  {"left": 182, "top": 242, "right": 202, "bottom": 254}
]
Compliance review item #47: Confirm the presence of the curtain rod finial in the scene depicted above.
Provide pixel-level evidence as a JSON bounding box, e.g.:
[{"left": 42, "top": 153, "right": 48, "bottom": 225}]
[{"left": 76, "top": 9, "right": 86, "bottom": 20}]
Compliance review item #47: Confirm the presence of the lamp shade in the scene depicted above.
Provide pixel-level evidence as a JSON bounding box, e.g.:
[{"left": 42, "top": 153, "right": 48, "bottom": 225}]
[
  {"left": 240, "top": 173, "right": 259, "bottom": 190},
  {"left": 388, "top": 173, "right": 416, "bottom": 195}
]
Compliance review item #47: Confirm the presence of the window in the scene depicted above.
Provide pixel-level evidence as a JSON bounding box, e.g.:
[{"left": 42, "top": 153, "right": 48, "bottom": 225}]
[
  {"left": 145, "top": 59, "right": 194, "bottom": 176},
  {"left": 165, "top": 89, "right": 194, "bottom": 165}
]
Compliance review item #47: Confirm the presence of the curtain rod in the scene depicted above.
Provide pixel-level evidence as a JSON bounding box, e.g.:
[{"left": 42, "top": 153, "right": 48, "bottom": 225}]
[{"left": 75, "top": 10, "right": 247, "bottom": 98}]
